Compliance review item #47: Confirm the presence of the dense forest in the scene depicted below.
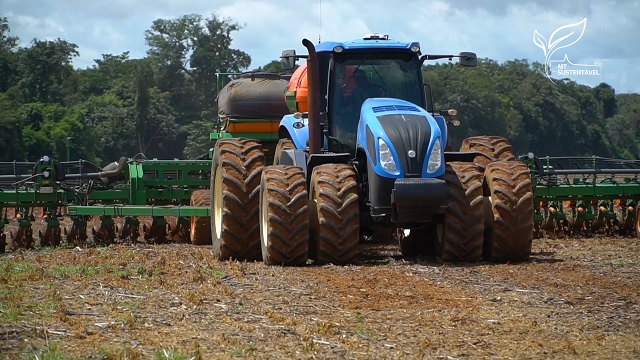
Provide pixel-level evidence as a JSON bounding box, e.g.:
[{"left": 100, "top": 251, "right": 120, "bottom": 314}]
[{"left": 1, "top": 14, "right": 639, "bottom": 164}]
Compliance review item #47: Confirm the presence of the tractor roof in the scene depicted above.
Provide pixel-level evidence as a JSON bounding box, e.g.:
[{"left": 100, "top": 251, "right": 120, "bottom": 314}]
[{"left": 315, "top": 33, "right": 421, "bottom": 54}]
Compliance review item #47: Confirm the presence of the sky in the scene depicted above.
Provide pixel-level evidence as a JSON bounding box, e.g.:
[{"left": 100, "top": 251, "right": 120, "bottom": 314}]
[{"left": 2, "top": 0, "right": 639, "bottom": 93}]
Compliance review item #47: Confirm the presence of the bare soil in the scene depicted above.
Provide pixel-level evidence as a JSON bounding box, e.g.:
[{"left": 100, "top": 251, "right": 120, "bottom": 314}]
[{"left": 1, "top": 220, "right": 639, "bottom": 359}]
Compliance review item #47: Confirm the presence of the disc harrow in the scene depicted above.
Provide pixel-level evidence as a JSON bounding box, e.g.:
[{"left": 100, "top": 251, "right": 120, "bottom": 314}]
[
  {"left": 143, "top": 216, "right": 169, "bottom": 244},
  {"left": 521, "top": 154, "right": 640, "bottom": 239},
  {"left": 0, "top": 156, "right": 212, "bottom": 252},
  {"left": 118, "top": 216, "right": 141, "bottom": 243},
  {"left": 39, "top": 211, "right": 62, "bottom": 247},
  {"left": 65, "top": 216, "right": 88, "bottom": 246}
]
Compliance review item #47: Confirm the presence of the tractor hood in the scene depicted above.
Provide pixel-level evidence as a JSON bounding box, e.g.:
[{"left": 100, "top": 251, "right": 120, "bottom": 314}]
[{"left": 356, "top": 98, "right": 446, "bottom": 178}]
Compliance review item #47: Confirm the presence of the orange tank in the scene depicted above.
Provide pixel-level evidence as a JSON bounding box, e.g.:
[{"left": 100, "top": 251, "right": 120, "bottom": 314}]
[
  {"left": 285, "top": 63, "right": 359, "bottom": 113},
  {"left": 285, "top": 63, "right": 309, "bottom": 113}
]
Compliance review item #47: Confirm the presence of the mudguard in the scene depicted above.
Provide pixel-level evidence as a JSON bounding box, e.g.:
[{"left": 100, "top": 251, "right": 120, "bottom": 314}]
[
  {"left": 279, "top": 114, "right": 309, "bottom": 150},
  {"left": 356, "top": 98, "right": 445, "bottom": 179}
]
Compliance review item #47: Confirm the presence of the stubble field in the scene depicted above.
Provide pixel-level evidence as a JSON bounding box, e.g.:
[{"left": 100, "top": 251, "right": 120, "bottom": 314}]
[{"left": 0, "top": 217, "right": 639, "bottom": 359}]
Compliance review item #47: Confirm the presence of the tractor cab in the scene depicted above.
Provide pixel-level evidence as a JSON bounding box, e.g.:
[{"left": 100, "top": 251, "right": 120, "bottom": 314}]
[
  {"left": 327, "top": 50, "right": 426, "bottom": 152},
  {"left": 280, "top": 33, "right": 430, "bottom": 154}
]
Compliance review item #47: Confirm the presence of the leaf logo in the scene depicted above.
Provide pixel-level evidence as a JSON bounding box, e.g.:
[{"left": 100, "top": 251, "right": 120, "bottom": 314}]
[{"left": 533, "top": 18, "right": 587, "bottom": 79}]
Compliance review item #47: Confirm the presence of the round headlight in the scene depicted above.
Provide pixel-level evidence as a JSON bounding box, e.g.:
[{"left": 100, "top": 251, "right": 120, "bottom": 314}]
[
  {"left": 333, "top": 46, "right": 344, "bottom": 53},
  {"left": 410, "top": 45, "right": 420, "bottom": 52}
]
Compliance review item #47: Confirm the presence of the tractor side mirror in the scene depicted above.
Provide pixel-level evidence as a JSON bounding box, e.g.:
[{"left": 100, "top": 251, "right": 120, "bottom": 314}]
[
  {"left": 280, "top": 49, "right": 297, "bottom": 70},
  {"left": 458, "top": 52, "right": 477, "bottom": 67}
]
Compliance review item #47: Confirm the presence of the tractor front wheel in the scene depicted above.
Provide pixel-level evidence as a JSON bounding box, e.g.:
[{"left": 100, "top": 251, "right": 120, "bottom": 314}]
[
  {"left": 460, "top": 136, "right": 515, "bottom": 169},
  {"left": 273, "top": 139, "right": 295, "bottom": 165}
]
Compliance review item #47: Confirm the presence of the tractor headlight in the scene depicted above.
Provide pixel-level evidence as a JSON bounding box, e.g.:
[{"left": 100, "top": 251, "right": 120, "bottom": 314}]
[
  {"left": 427, "top": 138, "right": 442, "bottom": 173},
  {"left": 378, "top": 138, "right": 398, "bottom": 174}
]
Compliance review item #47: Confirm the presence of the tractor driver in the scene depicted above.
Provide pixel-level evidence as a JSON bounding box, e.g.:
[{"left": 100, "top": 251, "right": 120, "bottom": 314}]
[
  {"left": 333, "top": 69, "right": 385, "bottom": 152},
  {"left": 349, "top": 69, "right": 385, "bottom": 109}
]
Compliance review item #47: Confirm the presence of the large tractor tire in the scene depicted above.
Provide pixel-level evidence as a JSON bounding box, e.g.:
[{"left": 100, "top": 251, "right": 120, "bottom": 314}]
[
  {"left": 190, "top": 190, "right": 211, "bottom": 245},
  {"left": 483, "top": 161, "right": 534, "bottom": 262},
  {"left": 460, "top": 136, "right": 515, "bottom": 169},
  {"left": 273, "top": 138, "right": 295, "bottom": 165},
  {"left": 438, "top": 162, "right": 485, "bottom": 262},
  {"left": 259, "top": 165, "right": 309, "bottom": 266},
  {"left": 309, "top": 164, "right": 360, "bottom": 265},
  {"left": 211, "top": 138, "right": 265, "bottom": 261}
]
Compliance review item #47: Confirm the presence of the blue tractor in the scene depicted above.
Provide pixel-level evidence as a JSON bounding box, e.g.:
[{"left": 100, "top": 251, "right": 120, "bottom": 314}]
[{"left": 209, "top": 34, "right": 534, "bottom": 266}]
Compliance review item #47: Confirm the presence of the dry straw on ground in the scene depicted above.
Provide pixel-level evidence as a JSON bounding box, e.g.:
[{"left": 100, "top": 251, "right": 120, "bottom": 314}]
[{"left": 1, "top": 235, "right": 639, "bottom": 359}]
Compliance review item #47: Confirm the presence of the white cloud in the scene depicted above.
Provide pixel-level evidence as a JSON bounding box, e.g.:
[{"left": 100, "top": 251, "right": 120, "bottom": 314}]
[{"left": 1, "top": 0, "right": 638, "bottom": 92}]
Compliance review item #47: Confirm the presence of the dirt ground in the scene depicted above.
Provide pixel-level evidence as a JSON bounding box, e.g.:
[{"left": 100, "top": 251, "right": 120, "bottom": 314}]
[{"left": 1, "top": 228, "right": 638, "bottom": 359}]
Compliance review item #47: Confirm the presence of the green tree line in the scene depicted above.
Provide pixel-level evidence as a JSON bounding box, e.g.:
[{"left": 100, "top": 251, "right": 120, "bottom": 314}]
[{"left": 1, "top": 14, "right": 639, "bottom": 164}]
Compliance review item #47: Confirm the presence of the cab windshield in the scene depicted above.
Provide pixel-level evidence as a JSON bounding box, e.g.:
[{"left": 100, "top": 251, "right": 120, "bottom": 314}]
[{"left": 329, "top": 53, "right": 424, "bottom": 152}]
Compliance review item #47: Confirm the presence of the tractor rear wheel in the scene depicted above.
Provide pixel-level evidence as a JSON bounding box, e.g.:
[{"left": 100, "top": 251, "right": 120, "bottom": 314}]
[
  {"left": 438, "top": 162, "right": 484, "bottom": 262},
  {"left": 211, "top": 138, "right": 265, "bottom": 261},
  {"left": 309, "top": 164, "right": 360, "bottom": 265},
  {"left": 190, "top": 190, "right": 211, "bottom": 245},
  {"left": 460, "top": 136, "right": 515, "bottom": 169},
  {"left": 483, "top": 161, "right": 534, "bottom": 262},
  {"left": 259, "top": 165, "right": 309, "bottom": 265},
  {"left": 273, "top": 139, "right": 295, "bottom": 165}
]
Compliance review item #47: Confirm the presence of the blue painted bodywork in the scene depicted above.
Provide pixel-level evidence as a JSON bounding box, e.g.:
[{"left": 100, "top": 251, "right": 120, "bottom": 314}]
[
  {"left": 315, "top": 38, "right": 420, "bottom": 53},
  {"left": 356, "top": 98, "right": 445, "bottom": 178},
  {"left": 280, "top": 114, "right": 310, "bottom": 150},
  {"left": 278, "top": 35, "right": 447, "bottom": 180}
]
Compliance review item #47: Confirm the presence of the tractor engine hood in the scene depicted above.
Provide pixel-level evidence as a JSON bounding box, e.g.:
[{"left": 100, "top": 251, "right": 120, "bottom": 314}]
[{"left": 356, "top": 98, "right": 445, "bottom": 178}]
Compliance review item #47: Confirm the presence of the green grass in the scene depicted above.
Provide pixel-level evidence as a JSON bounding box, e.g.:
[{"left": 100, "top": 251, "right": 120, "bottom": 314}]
[
  {"left": 47, "top": 264, "right": 104, "bottom": 278},
  {"left": 0, "top": 302, "right": 21, "bottom": 322},
  {"left": 197, "top": 266, "right": 225, "bottom": 279},
  {"left": 1, "top": 262, "right": 37, "bottom": 276},
  {"left": 27, "top": 342, "right": 78, "bottom": 360}
]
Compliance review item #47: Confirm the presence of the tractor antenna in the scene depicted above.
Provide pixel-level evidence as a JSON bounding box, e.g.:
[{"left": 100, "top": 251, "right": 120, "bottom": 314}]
[{"left": 318, "top": 0, "right": 322, "bottom": 44}]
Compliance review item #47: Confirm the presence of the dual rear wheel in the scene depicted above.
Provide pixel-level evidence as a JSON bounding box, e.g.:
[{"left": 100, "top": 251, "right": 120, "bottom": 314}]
[
  {"left": 259, "top": 164, "right": 360, "bottom": 265},
  {"left": 399, "top": 136, "right": 534, "bottom": 263},
  {"left": 208, "top": 140, "right": 360, "bottom": 266}
]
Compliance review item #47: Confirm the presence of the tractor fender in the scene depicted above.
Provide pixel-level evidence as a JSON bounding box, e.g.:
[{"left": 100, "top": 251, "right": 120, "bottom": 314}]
[
  {"left": 432, "top": 114, "right": 448, "bottom": 150},
  {"left": 279, "top": 114, "right": 309, "bottom": 150}
]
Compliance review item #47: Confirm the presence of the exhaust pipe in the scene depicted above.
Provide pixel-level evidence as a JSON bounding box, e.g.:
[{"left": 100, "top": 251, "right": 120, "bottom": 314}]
[{"left": 302, "top": 38, "right": 321, "bottom": 155}]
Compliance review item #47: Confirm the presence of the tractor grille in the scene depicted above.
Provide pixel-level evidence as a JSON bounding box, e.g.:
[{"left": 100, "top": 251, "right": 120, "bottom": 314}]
[
  {"left": 372, "top": 105, "right": 420, "bottom": 113},
  {"left": 377, "top": 114, "right": 430, "bottom": 176}
]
